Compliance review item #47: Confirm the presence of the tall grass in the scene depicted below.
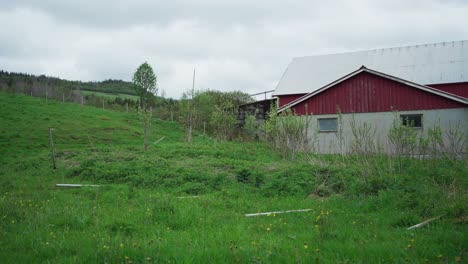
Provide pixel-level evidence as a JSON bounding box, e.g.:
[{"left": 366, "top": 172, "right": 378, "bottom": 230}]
[{"left": 0, "top": 93, "right": 467, "bottom": 263}]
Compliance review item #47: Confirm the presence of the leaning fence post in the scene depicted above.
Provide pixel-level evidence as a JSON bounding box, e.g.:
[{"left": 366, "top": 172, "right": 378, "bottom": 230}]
[{"left": 48, "top": 128, "right": 56, "bottom": 169}]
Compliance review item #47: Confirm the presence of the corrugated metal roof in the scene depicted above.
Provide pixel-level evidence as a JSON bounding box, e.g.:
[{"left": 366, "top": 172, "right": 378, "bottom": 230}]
[{"left": 273, "top": 40, "right": 468, "bottom": 96}]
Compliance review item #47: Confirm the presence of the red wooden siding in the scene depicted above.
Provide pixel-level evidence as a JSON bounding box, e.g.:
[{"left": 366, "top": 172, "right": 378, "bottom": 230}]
[
  {"left": 277, "top": 93, "right": 306, "bottom": 108},
  {"left": 290, "top": 72, "right": 466, "bottom": 115},
  {"left": 427, "top": 82, "right": 468, "bottom": 98}
]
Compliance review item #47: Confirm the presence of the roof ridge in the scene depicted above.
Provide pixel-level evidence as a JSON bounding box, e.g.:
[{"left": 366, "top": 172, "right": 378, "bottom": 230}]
[{"left": 293, "top": 40, "right": 467, "bottom": 60}]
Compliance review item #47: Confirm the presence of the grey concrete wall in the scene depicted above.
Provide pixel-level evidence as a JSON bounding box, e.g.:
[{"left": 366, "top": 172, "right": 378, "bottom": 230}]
[{"left": 304, "top": 108, "right": 468, "bottom": 154}]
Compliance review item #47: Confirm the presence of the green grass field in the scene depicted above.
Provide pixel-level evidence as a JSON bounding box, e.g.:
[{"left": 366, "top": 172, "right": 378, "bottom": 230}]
[{"left": 0, "top": 92, "right": 466, "bottom": 263}]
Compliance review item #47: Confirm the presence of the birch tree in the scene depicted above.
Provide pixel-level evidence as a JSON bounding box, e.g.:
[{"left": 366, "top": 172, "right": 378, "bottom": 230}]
[{"left": 132, "top": 62, "right": 157, "bottom": 151}]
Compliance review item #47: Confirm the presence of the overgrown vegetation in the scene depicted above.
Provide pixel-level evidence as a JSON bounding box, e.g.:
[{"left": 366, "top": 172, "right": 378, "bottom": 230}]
[{"left": 0, "top": 93, "right": 466, "bottom": 263}]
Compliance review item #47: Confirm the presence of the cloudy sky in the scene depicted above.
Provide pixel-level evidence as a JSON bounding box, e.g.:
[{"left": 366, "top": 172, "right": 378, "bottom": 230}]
[{"left": 1, "top": 0, "right": 467, "bottom": 99}]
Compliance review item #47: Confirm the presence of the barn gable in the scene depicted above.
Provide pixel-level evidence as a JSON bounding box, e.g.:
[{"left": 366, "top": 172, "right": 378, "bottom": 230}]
[{"left": 279, "top": 67, "right": 467, "bottom": 116}]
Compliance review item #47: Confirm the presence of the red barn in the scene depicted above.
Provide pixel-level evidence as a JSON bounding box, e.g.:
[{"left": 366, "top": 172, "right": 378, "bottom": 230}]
[{"left": 273, "top": 41, "right": 468, "bottom": 154}]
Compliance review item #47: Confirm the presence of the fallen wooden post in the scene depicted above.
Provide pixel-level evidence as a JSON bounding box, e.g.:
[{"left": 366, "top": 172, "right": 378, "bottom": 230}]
[
  {"left": 245, "top": 209, "right": 311, "bottom": 217},
  {"left": 56, "top": 184, "right": 101, "bottom": 188},
  {"left": 154, "top": 136, "right": 166, "bottom": 145},
  {"left": 177, "top": 196, "right": 200, "bottom": 199},
  {"left": 407, "top": 215, "right": 442, "bottom": 230}
]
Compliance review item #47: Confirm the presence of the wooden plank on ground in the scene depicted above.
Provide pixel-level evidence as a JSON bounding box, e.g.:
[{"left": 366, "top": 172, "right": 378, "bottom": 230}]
[
  {"left": 245, "top": 209, "right": 311, "bottom": 217},
  {"left": 177, "top": 196, "right": 200, "bottom": 199},
  {"left": 407, "top": 215, "right": 442, "bottom": 230},
  {"left": 55, "top": 184, "right": 101, "bottom": 188}
]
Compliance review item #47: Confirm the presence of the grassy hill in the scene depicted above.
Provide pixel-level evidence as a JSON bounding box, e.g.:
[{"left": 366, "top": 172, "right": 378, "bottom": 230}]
[{"left": 0, "top": 92, "right": 466, "bottom": 263}]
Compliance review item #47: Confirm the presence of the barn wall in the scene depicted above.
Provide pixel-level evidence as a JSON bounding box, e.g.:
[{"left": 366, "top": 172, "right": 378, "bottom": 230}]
[
  {"left": 277, "top": 93, "right": 306, "bottom": 108},
  {"left": 304, "top": 108, "right": 468, "bottom": 154},
  {"left": 290, "top": 72, "right": 466, "bottom": 115},
  {"left": 427, "top": 82, "right": 468, "bottom": 98}
]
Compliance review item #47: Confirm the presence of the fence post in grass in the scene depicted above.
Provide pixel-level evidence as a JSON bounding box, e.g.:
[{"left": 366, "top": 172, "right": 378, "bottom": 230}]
[
  {"left": 203, "top": 122, "right": 206, "bottom": 136},
  {"left": 126, "top": 103, "right": 129, "bottom": 113},
  {"left": 81, "top": 96, "right": 84, "bottom": 106},
  {"left": 62, "top": 92, "right": 65, "bottom": 103},
  {"left": 48, "top": 128, "right": 56, "bottom": 169},
  {"left": 102, "top": 100, "right": 105, "bottom": 109}
]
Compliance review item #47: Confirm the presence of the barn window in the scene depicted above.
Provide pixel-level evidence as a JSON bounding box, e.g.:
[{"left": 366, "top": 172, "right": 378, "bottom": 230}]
[
  {"left": 318, "top": 118, "right": 338, "bottom": 132},
  {"left": 400, "top": 114, "right": 423, "bottom": 128}
]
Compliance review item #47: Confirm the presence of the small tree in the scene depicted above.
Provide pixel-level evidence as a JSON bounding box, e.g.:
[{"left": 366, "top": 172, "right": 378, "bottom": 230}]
[{"left": 132, "top": 62, "right": 157, "bottom": 151}]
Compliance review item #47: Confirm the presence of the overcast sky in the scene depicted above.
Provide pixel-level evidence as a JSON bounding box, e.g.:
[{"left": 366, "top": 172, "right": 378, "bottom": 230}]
[{"left": 1, "top": 0, "right": 467, "bottom": 99}]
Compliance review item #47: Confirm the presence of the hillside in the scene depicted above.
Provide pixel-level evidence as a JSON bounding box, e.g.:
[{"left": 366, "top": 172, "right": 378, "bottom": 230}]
[{"left": 0, "top": 92, "right": 466, "bottom": 263}]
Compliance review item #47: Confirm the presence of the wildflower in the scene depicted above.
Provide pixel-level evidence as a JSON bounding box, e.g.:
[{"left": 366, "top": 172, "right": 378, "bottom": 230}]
[
  {"left": 352, "top": 221, "right": 356, "bottom": 224},
  {"left": 304, "top": 242, "right": 308, "bottom": 249},
  {"left": 314, "top": 225, "right": 318, "bottom": 228},
  {"left": 315, "top": 248, "right": 320, "bottom": 252},
  {"left": 120, "top": 243, "right": 124, "bottom": 248},
  {"left": 410, "top": 238, "right": 414, "bottom": 242},
  {"left": 455, "top": 256, "right": 461, "bottom": 262},
  {"left": 146, "top": 257, "right": 152, "bottom": 262},
  {"left": 266, "top": 227, "right": 271, "bottom": 231},
  {"left": 407, "top": 244, "right": 412, "bottom": 249}
]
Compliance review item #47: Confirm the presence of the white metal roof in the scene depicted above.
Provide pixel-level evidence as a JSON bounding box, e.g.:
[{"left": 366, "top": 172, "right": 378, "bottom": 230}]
[{"left": 273, "top": 40, "right": 468, "bottom": 96}]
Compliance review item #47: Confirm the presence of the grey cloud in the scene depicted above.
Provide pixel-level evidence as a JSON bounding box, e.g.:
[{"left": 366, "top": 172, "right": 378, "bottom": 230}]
[{"left": 1, "top": 0, "right": 467, "bottom": 98}]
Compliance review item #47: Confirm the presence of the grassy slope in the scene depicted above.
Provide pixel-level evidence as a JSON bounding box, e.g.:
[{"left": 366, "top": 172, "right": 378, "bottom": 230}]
[
  {"left": 0, "top": 92, "right": 466, "bottom": 263},
  {"left": 81, "top": 90, "right": 139, "bottom": 101}
]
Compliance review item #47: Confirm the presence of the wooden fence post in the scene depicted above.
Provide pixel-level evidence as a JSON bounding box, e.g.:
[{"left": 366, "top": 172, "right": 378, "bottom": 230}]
[{"left": 49, "top": 128, "right": 56, "bottom": 169}]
